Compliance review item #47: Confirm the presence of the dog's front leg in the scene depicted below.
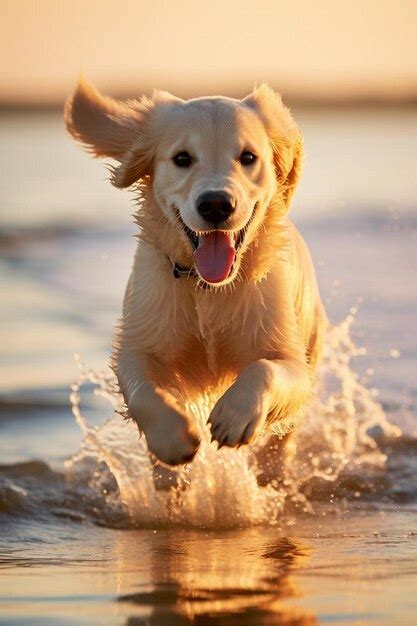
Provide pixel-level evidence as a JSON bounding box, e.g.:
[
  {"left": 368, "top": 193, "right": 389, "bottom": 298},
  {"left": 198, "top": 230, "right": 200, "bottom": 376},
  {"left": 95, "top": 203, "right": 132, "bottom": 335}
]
[
  {"left": 116, "top": 349, "right": 200, "bottom": 466},
  {"left": 208, "top": 358, "right": 311, "bottom": 448}
]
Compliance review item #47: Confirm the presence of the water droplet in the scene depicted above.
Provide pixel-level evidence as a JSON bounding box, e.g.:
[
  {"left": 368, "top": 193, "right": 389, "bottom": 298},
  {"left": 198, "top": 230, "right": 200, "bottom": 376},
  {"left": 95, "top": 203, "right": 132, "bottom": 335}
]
[{"left": 389, "top": 348, "right": 400, "bottom": 358}]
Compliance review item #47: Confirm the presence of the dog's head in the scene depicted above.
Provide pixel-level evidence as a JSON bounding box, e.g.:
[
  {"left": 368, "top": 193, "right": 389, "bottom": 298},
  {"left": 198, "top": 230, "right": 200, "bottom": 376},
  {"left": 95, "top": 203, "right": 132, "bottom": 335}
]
[{"left": 65, "top": 80, "right": 302, "bottom": 286}]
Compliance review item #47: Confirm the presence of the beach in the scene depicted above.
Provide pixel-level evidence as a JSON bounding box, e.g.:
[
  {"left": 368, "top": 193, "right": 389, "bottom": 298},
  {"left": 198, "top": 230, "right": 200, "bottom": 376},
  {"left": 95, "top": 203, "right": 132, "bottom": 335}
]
[{"left": 1, "top": 106, "right": 416, "bottom": 625}]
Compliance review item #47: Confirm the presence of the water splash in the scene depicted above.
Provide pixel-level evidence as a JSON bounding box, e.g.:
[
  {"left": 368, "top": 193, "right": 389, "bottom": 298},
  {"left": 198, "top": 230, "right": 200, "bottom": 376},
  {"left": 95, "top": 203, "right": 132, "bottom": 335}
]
[{"left": 65, "top": 312, "right": 401, "bottom": 529}]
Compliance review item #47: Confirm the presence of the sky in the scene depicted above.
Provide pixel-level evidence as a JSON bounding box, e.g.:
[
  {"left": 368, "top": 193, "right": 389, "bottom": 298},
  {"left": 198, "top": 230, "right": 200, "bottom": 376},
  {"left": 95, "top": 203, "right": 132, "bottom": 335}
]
[{"left": 1, "top": 0, "right": 417, "bottom": 104}]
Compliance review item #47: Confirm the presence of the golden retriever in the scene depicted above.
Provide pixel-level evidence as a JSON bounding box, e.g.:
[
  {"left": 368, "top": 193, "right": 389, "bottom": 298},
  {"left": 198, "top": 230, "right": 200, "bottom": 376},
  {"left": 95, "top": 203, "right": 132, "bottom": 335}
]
[{"left": 65, "top": 80, "right": 327, "bottom": 467}]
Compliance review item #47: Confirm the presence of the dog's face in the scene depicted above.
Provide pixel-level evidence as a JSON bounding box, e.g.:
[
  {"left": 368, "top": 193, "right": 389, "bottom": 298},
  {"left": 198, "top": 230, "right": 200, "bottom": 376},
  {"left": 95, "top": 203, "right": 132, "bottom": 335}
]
[
  {"left": 66, "top": 82, "right": 302, "bottom": 286},
  {"left": 151, "top": 99, "right": 278, "bottom": 284}
]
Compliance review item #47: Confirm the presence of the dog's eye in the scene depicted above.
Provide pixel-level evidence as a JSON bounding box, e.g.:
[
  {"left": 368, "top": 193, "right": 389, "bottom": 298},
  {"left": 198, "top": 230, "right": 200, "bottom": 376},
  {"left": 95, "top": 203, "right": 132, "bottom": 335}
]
[
  {"left": 173, "top": 151, "right": 192, "bottom": 168},
  {"left": 240, "top": 151, "right": 257, "bottom": 166}
]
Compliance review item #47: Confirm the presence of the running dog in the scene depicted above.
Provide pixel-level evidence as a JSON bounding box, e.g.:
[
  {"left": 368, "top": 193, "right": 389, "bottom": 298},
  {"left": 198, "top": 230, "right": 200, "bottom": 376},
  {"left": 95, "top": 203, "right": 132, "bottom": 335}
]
[{"left": 65, "top": 80, "right": 327, "bottom": 466}]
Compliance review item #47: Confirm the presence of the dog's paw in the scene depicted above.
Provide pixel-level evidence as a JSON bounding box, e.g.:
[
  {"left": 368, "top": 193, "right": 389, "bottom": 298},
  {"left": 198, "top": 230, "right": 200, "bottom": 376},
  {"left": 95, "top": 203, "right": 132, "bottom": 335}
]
[
  {"left": 143, "top": 405, "right": 200, "bottom": 467},
  {"left": 208, "top": 380, "right": 269, "bottom": 448}
]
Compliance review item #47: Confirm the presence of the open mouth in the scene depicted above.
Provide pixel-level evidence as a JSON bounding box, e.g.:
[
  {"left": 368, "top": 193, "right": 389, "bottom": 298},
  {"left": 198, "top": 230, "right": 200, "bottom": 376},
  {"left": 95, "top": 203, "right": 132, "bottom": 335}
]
[{"left": 179, "top": 207, "right": 256, "bottom": 285}]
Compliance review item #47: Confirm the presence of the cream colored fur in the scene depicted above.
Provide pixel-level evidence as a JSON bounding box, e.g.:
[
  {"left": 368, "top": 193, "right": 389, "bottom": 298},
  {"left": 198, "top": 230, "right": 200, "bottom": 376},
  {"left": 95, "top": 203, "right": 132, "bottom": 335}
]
[{"left": 65, "top": 79, "right": 327, "bottom": 466}]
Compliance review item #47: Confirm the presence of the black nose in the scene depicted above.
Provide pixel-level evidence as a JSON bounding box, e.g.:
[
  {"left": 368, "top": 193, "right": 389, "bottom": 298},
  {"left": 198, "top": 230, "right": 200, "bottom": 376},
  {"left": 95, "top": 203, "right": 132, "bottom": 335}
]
[{"left": 197, "top": 191, "right": 235, "bottom": 224}]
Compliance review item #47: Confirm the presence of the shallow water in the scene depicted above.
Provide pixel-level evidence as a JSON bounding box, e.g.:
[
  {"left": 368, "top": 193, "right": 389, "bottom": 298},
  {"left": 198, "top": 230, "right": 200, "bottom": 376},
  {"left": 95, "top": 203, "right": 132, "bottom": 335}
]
[
  {"left": 1, "top": 107, "right": 417, "bottom": 624},
  {"left": 2, "top": 511, "right": 417, "bottom": 625}
]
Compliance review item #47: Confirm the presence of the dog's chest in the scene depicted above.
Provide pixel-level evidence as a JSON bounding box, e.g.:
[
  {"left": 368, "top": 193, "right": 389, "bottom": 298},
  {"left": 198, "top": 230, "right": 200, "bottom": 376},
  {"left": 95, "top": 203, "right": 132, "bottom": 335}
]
[{"left": 156, "top": 283, "right": 281, "bottom": 373}]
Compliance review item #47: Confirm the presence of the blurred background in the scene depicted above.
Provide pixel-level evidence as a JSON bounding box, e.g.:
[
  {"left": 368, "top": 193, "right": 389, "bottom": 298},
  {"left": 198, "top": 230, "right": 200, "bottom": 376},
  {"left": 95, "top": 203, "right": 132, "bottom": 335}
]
[
  {"left": 1, "top": 0, "right": 416, "bottom": 461},
  {"left": 2, "top": 0, "right": 417, "bottom": 104}
]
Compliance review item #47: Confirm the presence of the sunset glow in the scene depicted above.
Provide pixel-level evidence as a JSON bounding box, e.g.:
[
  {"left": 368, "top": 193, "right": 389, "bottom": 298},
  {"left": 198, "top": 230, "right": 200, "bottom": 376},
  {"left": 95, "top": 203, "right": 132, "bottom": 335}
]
[{"left": 1, "top": 0, "right": 417, "bottom": 103}]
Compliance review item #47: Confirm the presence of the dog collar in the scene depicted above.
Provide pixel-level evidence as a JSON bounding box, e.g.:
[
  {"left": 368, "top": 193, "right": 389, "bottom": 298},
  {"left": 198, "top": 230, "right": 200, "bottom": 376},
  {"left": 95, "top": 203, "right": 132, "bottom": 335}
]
[
  {"left": 172, "top": 262, "right": 197, "bottom": 279},
  {"left": 165, "top": 253, "right": 194, "bottom": 279},
  {"left": 169, "top": 257, "right": 213, "bottom": 289}
]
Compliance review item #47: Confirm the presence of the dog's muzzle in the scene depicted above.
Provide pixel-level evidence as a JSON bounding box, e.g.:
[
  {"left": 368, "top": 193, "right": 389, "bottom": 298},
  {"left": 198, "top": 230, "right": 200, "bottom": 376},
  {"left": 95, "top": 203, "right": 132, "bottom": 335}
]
[{"left": 196, "top": 191, "right": 235, "bottom": 225}]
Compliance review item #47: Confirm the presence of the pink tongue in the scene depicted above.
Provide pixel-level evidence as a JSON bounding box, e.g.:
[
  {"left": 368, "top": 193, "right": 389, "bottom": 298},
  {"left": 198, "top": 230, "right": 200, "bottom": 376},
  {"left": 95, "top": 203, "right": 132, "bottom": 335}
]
[{"left": 194, "top": 231, "right": 235, "bottom": 283}]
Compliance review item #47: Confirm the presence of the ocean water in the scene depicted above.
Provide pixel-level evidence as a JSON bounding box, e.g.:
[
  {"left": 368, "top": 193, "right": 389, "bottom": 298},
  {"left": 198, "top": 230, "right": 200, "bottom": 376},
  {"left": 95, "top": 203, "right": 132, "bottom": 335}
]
[{"left": 0, "top": 107, "right": 417, "bottom": 625}]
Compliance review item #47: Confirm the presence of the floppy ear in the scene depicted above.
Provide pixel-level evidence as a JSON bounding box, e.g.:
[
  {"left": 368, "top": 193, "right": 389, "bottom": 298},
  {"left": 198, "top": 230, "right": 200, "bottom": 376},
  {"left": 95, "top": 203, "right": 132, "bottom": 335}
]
[
  {"left": 243, "top": 84, "right": 303, "bottom": 208},
  {"left": 65, "top": 79, "right": 178, "bottom": 188}
]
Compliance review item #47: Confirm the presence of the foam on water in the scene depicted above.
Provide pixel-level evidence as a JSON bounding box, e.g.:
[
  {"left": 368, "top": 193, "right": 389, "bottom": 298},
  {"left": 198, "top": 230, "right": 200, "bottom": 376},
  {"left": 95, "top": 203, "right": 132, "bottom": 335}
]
[{"left": 66, "top": 312, "right": 402, "bottom": 529}]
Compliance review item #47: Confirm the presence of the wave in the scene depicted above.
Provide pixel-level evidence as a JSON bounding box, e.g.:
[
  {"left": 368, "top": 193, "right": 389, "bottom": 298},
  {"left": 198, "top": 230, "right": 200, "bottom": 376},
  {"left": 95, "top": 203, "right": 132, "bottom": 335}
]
[
  {"left": 1, "top": 313, "right": 415, "bottom": 529},
  {"left": 0, "top": 221, "right": 130, "bottom": 252}
]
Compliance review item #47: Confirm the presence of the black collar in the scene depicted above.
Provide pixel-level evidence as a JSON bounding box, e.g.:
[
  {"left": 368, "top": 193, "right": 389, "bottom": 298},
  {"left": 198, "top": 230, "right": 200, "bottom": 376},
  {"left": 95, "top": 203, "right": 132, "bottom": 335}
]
[
  {"left": 170, "top": 258, "right": 213, "bottom": 289},
  {"left": 172, "top": 262, "right": 198, "bottom": 279}
]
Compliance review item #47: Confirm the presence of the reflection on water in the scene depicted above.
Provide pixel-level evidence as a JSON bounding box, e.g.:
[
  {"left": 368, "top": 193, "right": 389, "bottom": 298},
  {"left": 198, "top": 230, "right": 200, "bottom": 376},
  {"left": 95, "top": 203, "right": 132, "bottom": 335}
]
[
  {"left": 0, "top": 521, "right": 314, "bottom": 625},
  {"left": 117, "top": 532, "right": 313, "bottom": 625},
  {"left": 2, "top": 512, "right": 417, "bottom": 625}
]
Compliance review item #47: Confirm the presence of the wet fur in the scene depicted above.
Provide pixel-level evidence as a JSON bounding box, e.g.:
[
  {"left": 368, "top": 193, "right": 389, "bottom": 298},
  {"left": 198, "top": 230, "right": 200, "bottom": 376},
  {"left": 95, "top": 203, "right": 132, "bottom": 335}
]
[{"left": 65, "top": 80, "right": 327, "bottom": 466}]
